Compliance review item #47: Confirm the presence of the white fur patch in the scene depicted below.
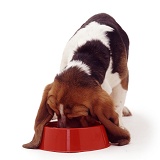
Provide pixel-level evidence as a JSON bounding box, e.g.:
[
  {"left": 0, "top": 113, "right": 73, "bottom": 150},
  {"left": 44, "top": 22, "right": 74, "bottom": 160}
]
[
  {"left": 59, "top": 104, "right": 64, "bottom": 115},
  {"left": 60, "top": 21, "right": 114, "bottom": 71},
  {"left": 64, "top": 60, "right": 91, "bottom": 75},
  {"left": 110, "top": 83, "right": 127, "bottom": 128},
  {"left": 101, "top": 58, "right": 121, "bottom": 94}
]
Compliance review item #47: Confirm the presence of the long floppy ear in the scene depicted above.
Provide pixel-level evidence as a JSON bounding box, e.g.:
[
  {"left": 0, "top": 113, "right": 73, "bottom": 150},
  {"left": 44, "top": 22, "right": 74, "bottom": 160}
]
[
  {"left": 23, "top": 83, "right": 54, "bottom": 149},
  {"left": 93, "top": 89, "right": 130, "bottom": 146},
  {"left": 47, "top": 95, "right": 60, "bottom": 116},
  {"left": 66, "top": 105, "right": 89, "bottom": 118}
]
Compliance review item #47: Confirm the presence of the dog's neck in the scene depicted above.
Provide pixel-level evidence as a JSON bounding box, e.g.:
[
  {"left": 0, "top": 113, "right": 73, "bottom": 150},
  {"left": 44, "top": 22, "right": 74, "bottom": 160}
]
[{"left": 56, "top": 66, "right": 99, "bottom": 88}]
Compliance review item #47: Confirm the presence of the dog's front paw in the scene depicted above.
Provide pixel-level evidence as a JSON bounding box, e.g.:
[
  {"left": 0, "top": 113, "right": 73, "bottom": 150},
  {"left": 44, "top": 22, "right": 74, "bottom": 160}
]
[
  {"left": 117, "top": 138, "right": 130, "bottom": 146},
  {"left": 22, "top": 141, "right": 40, "bottom": 149}
]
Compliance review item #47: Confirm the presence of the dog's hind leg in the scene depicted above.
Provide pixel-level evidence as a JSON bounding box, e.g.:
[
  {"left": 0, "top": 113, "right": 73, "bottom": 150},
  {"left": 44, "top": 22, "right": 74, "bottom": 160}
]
[{"left": 22, "top": 84, "right": 53, "bottom": 149}]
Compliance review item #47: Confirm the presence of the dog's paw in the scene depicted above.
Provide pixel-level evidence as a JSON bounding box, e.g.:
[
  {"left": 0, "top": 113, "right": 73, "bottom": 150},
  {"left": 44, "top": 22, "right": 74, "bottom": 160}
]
[
  {"left": 22, "top": 141, "right": 39, "bottom": 149},
  {"left": 117, "top": 138, "right": 130, "bottom": 146},
  {"left": 110, "top": 137, "right": 130, "bottom": 146},
  {"left": 123, "top": 107, "right": 132, "bottom": 116}
]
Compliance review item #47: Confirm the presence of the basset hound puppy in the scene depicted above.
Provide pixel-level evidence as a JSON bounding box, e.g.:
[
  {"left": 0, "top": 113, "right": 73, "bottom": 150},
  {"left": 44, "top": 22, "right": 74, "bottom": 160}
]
[{"left": 23, "top": 13, "right": 131, "bottom": 149}]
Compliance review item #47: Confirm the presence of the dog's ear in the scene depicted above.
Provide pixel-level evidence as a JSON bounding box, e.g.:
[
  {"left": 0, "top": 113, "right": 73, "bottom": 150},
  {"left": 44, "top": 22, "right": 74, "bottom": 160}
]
[
  {"left": 46, "top": 80, "right": 62, "bottom": 116},
  {"left": 47, "top": 95, "right": 60, "bottom": 116},
  {"left": 23, "top": 83, "right": 54, "bottom": 149},
  {"left": 66, "top": 105, "right": 89, "bottom": 118},
  {"left": 93, "top": 89, "right": 130, "bottom": 146},
  {"left": 34, "top": 83, "right": 54, "bottom": 128},
  {"left": 93, "top": 89, "right": 119, "bottom": 125}
]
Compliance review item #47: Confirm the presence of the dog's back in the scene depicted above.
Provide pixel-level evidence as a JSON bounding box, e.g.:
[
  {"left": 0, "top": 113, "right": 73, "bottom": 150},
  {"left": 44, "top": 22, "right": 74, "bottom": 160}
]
[
  {"left": 60, "top": 13, "right": 129, "bottom": 94},
  {"left": 80, "top": 13, "right": 129, "bottom": 54}
]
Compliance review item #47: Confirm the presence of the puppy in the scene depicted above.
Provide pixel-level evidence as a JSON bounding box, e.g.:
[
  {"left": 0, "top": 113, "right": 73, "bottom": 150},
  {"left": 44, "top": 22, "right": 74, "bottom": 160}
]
[{"left": 23, "top": 13, "right": 131, "bottom": 149}]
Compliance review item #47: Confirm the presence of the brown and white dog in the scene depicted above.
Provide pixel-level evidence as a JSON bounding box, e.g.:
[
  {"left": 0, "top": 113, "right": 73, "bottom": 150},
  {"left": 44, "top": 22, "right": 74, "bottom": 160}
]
[{"left": 23, "top": 13, "right": 131, "bottom": 149}]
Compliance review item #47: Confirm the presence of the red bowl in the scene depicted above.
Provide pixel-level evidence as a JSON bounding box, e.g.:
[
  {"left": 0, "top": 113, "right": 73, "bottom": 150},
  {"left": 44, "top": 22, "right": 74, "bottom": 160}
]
[{"left": 39, "top": 121, "right": 110, "bottom": 152}]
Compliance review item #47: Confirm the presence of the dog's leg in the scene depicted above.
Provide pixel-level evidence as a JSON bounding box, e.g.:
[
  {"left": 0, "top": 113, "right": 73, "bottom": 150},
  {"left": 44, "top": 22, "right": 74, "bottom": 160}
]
[
  {"left": 123, "top": 106, "right": 132, "bottom": 116},
  {"left": 22, "top": 84, "right": 53, "bottom": 149},
  {"left": 110, "top": 76, "right": 131, "bottom": 128}
]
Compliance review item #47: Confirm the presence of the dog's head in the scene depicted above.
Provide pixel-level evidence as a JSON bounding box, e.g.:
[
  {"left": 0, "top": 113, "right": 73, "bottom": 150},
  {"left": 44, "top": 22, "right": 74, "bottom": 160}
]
[
  {"left": 46, "top": 67, "right": 118, "bottom": 128},
  {"left": 46, "top": 67, "right": 98, "bottom": 127}
]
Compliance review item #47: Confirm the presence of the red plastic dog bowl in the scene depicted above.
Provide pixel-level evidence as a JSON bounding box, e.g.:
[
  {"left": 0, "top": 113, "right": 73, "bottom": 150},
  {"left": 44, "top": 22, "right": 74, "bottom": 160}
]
[{"left": 39, "top": 121, "right": 110, "bottom": 152}]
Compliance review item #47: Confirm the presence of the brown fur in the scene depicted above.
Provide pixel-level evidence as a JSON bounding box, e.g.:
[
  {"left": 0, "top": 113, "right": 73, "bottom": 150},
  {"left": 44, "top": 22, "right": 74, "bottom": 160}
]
[
  {"left": 23, "top": 68, "right": 130, "bottom": 149},
  {"left": 23, "top": 84, "right": 53, "bottom": 149},
  {"left": 116, "top": 50, "right": 129, "bottom": 90},
  {"left": 121, "top": 74, "right": 129, "bottom": 90},
  {"left": 119, "top": 53, "right": 128, "bottom": 79}
]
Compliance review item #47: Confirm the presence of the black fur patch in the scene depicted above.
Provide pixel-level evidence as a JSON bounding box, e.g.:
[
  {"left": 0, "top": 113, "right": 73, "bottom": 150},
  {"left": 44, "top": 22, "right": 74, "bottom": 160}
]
[
  {"left": 72, "top": 40, "right": 110, "bottom": 84},
  {"left": 74, "top": 13, "right": 129, "bottom": 79},
  {"left": 107, "top": 30, "right": 126, "bottom": 74}
]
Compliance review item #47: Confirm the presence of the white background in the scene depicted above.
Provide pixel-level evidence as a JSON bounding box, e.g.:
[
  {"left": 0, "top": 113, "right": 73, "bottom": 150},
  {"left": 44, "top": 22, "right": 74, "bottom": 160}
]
[{"left": 0, "top": 0, "right": 160, "bottom": 159}]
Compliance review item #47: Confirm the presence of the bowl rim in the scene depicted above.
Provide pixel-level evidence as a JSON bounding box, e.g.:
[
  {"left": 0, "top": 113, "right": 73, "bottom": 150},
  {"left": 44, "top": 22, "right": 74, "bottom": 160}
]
[{"left": 45, "top": 121, "right": 103, "bottom": 130}]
